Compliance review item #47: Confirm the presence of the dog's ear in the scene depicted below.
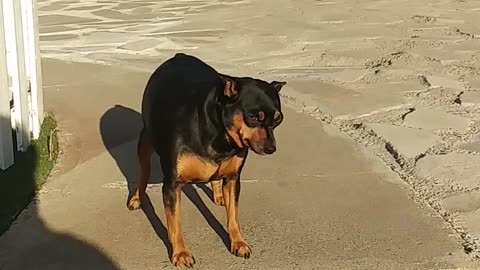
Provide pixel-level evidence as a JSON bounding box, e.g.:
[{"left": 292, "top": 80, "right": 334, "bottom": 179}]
[
  {"left": 220, "top": 75, "right": 238, "bottom": 99},
  {"left": 271, "top": 81, "right": 287, "bottom": 92}
]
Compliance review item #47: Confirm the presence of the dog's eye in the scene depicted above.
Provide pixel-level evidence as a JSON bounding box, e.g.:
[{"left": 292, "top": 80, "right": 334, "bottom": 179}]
[{"left": 248, "top": 114, "right": 258, "bottom": 121}]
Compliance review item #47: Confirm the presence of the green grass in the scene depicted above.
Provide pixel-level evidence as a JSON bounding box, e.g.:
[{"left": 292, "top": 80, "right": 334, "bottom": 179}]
[{"left": 0, "top": 114, "right": 58, "bottom": 235}]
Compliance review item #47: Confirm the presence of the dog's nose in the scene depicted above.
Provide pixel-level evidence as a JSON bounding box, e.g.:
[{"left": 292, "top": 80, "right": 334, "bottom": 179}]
[{"left": 264, "top": 145, "right": 276, "bottom": 154}]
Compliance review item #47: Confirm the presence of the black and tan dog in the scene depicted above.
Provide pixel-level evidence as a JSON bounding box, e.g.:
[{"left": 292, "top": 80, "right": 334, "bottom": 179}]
[{"left": 127, "top": 53, "right": 286, "bottom": 267}]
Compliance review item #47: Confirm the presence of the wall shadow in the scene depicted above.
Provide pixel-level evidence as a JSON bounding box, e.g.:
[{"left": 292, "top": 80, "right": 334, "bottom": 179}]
[
  {"left": 99, "top": 105, "right": 230, "bottom": 256},
  {"left": 0, "top": 116, "right": 120, "bottom": 270}
]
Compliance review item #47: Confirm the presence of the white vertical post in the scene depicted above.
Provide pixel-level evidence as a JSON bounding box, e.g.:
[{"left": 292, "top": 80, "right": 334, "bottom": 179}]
[
  {"left": 22, "top": 0, "right": 43, "bottom": 139},
  {"left": 0, "top": 0, "right": 14, "bottom": 170},
  {"left": 3, "top": 0, "right": 30, "bottom": 151}
]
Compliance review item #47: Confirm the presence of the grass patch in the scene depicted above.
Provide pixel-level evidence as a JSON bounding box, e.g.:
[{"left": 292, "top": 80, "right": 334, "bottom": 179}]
[{"left": 0, "top": 114, "right": 58, "bottom": 235}]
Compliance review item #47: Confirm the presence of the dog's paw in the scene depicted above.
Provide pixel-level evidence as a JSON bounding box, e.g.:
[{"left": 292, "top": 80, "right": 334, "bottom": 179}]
[
  {"left": 172, "top": 250, "right": 195, "bottom": 268},
  {"left": 213, "top": 194, "right": 225, "bottom": 206},
  {"left": 231, "top": 240, "right": 251, "bottom": 259},
  {"left": 127, "top": 197, "right": 141, "bottom": 211}
]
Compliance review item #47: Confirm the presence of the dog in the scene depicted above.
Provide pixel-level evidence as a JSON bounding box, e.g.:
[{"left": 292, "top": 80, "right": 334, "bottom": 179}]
[{"left": 127, "top": 53, "right": 286, "bottom": 267}]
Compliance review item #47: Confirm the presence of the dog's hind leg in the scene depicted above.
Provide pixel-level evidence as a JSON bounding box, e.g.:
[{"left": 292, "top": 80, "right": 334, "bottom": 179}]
[{"left": 128, "top": 127, "right": 153, "bottom": 210}]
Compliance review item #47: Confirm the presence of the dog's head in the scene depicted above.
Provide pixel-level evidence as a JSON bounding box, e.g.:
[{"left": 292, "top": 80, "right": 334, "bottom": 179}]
[{"left": 219, "top": 74, "right": 286, "bottom": 155}]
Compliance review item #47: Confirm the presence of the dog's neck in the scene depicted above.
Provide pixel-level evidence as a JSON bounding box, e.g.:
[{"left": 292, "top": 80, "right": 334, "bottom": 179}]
[
  {"left": 208, "top": 135, "right": 243, "bottom": 163},
  {"left": 193, "top": 91, "right": 243, "bottom": 162}
]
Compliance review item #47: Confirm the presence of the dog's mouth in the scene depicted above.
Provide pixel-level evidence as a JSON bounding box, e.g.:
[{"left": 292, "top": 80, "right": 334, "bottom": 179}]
[{"left": 244, "top": 139, "right": 269, "bottom": 155}]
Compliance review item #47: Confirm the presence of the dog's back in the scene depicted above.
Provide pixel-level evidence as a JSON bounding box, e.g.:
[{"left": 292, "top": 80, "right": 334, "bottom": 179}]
[{"left": 141, "top": 53, "right": 221, "bottom": 139}]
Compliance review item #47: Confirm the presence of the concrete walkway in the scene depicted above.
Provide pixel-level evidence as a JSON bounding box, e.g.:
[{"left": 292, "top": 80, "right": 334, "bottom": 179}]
[{"left": 0, "top": 60, "right": 475, "bottom": 269}]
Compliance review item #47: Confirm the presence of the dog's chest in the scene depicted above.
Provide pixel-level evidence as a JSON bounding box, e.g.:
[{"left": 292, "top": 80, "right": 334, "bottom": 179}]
[{"left": 176, "top": 153, "right": 243, "bottom": 182}]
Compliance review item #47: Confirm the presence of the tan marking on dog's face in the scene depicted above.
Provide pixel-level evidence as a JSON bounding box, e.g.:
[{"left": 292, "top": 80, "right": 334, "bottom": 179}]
[
  {"left": 241, "top": 125, "right": 267, "bottom": 146},
  {"left": 227, "top": 114, "right": 268, "bottom": 148},
  {"left": 226, "top": 114, "right": 245, "bottom": 148}
]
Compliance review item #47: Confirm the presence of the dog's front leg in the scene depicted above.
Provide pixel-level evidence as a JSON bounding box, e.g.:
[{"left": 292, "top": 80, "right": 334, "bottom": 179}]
[
  {"left": 223, "top": 175, "right": 251, "bottom": 258},
  {"left": 162, "top": 182, "right": 195, "bottom": 267}
]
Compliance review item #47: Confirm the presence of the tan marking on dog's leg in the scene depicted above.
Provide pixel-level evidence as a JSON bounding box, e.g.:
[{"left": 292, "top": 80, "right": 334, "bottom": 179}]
[
  {"left": 211, "top": 180, "right": 224, "bottom": 206},
  {"left": 223, "top": 179, "right": 251, "bottom": 259},
  {"left": 164, "top": 184, "right": 195, "bottom": 267}
]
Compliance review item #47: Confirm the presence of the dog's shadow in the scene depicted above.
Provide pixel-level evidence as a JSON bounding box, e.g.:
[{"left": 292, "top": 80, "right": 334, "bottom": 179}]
[{"left": 99, "top": 105, "right": 230, "bottom": 258}]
